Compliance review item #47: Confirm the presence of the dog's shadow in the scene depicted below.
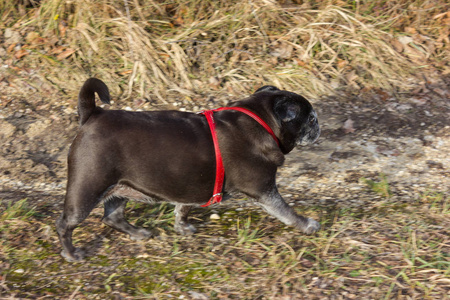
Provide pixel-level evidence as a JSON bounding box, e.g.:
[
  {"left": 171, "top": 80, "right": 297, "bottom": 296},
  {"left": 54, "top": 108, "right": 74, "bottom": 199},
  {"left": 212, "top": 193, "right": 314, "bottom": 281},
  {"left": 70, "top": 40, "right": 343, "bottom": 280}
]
[
  {"left": 79, "top": 202, "right": 344, "bottom": 259},
  {"left": 80, "top": 226, "right": 158, "bottom": 260},
  {"left": 78, "top": 203, "right": 186, "bottom": 259},
  {"left": 82, "top": 232, "right": 108, "bottom": 259}
]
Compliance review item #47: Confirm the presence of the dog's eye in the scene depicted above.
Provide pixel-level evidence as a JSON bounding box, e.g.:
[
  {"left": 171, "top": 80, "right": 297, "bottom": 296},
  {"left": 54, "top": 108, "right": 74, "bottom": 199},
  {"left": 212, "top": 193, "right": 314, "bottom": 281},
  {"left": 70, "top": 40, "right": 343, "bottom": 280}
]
[{"left": 308, "top": 116, "right": 315, "bottom": 126}]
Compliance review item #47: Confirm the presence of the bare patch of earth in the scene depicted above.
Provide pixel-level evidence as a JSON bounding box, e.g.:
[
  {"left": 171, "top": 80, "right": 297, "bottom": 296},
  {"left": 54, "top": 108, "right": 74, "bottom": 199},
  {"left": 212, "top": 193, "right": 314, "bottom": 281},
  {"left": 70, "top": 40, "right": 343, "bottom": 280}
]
[{"left": 279, "top": 88, "right": 449, "bottom": 211}]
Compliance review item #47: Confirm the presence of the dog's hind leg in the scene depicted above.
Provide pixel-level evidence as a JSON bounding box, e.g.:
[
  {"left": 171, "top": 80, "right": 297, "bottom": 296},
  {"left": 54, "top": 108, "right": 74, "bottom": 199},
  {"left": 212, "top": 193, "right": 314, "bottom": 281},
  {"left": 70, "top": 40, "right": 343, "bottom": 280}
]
[
  {"left": 102, "top": 197, "right": 153, "bottom": 241},
  {"left": 56, "top": 188, "right": 103, "bottom": 262},
  {"left": 257, "top": 187, "right": 320, "bottom": 235},
  {"left": 174, "top": 204, "right": 196, "bottom": 235}
]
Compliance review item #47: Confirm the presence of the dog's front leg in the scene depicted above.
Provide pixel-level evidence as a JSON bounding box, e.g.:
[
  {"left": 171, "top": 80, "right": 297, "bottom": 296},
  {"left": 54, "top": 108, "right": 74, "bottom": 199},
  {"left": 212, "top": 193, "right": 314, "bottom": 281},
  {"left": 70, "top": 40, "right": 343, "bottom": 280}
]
[
  {"left": 257, "top": 188, "right": 320, "bottom": 234},
  {"left": 174, "top": 204, "right": 196, "bottom": 235}
]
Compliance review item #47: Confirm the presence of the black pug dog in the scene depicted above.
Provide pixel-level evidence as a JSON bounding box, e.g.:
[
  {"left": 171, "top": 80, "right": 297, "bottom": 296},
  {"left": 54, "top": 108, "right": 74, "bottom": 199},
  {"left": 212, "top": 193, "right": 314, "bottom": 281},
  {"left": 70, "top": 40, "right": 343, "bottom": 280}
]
[{"left": 56, "top": 78, "right": 321, "bottom": 262}]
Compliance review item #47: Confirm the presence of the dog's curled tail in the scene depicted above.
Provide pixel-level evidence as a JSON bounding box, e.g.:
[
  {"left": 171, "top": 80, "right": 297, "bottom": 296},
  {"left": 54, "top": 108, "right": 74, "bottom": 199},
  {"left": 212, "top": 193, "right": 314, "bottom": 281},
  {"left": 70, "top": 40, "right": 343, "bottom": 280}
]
[{"left": 78, "top": 78, "right": 110, "bottom": 126}]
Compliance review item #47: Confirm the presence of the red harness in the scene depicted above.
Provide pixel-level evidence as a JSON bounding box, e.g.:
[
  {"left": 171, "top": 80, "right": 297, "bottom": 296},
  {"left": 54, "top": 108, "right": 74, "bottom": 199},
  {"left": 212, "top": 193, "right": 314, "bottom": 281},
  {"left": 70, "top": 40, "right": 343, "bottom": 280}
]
[{"left": 199, "top": 107, "right": 280, "bottom": 207}]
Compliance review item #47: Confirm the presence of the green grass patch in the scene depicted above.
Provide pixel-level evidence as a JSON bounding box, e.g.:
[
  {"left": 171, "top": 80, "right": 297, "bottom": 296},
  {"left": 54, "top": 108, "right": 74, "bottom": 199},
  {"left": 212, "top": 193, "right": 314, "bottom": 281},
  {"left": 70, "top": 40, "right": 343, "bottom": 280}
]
[
  {"left": 0, "top": 198, "right": 36, "bottom": 223},
  {"left": 360, "top": 173, "right": 392, "bottom": 198}
]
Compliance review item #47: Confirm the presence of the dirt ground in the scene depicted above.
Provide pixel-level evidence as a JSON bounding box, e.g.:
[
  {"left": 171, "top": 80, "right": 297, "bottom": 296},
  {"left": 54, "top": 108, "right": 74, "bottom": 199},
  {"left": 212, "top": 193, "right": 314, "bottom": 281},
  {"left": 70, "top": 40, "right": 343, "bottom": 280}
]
[
  {"left": 1, "top": 75, "right": 449, "bottom": 206},
  {"left": 0, "top": 75, "right": 449, "bottom": 299}
]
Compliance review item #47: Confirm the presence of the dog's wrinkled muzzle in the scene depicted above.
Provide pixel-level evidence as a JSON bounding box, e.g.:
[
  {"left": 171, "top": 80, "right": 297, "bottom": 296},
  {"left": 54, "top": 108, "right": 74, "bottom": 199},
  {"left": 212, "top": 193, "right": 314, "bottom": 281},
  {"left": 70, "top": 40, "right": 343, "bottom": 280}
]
[
  {"left": 297, "top": 125, "right": 320, "bottom": 146},
  {"left": 297, "top": 110, "right": 320, "bottom": 146}
]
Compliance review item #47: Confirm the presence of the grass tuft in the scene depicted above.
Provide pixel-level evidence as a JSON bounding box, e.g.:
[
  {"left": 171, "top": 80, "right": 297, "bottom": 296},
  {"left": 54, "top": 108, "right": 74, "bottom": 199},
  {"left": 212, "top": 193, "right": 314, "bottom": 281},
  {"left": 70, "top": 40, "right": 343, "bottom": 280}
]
[
  {"left": 361, "top": 173, "right": 392, "bottom": 198},
  {"left": 0, "top": 198, "right": 36, "bottom": 223}
]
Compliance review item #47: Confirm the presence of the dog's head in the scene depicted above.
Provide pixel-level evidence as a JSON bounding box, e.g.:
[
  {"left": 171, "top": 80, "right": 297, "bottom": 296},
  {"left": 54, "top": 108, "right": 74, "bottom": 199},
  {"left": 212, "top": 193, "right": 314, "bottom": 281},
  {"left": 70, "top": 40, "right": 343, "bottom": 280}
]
[{"left": 254, "top": 86, "right": 320, "bottom": 153}]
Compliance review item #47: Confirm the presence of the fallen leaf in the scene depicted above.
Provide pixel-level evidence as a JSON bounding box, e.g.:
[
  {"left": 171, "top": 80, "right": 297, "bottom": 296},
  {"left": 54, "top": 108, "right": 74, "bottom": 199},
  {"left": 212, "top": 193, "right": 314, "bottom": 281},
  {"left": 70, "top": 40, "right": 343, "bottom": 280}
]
[
  {"left": 444, "top": 17, "right": 450, "bottom": 26},
  {"left": 25, "top": 32, "right": 40, "bottom": 43},
  {"left": 270, "top": 43, "right": 293, "bottom": 59},
  {"left": 295, "top": 58, "right": 306, "bottom": 67},
  {"left": 58, "top": 20, "right": 68, "bottom": 38},
  {"left": 337, "top": 58, "right": 348, "bottom": 69},
  {"left": 391, "top": 39, "right": 403, "bottom": 52},
  {"left": 300, "top": 258, "right": 313, "bottom": 268},
  {"left": 432, "top": 11, "right": 450, "bottom": 19},
  {"left": 133, "top": 99, "right": 145, "bottom": 107},
  {"left": 50, "top": 46, "right": 65, "bottom": 55},
  {"left": 56, "top": 49, "right": 76, "bottom": 60},
  {"left": 118, "top": 70, "right": 132, "bottom": 76},
  {"left": 375, "top": 89, "right": 390, "bottom": 101},
  {"left": 208, "top": 76, "right": 221, "bottom": 90},
  {"left": 344, "top": 70, "right": 358, "bottom": 87},
  {"left": 294, "top": 58, "right": 312, "bottom": 70},
  {"left": 172, "top": 8, "right": 187, "bottom": 26},
  {"left": 405, "top": 27, "right": 417, "bottom": 34},
  {"left": 398, "top": 36, "right": 413, "bottom": 46},
  {"left": 29, "top": 37, "right": 49, "bottom": 47},
  {"left": 408, "top": 97, "right": 427, "bottom": 106},
  {"left": 403, "top": 44, "right": 426, "bottom": 63},
  {"left": 7, "top": 43, "right": 16, "bottom": 53},
  {"left": 188, "top": 291, "right": 209, "bottom": 300},
  {"left": 432, "top": 88, "right": 447, "bottom": 97},
  {"left": 14, "top": 49, "right": 29, "bottom": 59}
]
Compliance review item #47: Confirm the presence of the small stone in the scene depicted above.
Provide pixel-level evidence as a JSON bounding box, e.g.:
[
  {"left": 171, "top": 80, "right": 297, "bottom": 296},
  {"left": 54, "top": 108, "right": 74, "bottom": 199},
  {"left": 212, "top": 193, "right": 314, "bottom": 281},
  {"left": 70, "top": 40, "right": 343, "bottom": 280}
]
[{"left": 210, "top": 213, "right": 220, "bottom": 220}]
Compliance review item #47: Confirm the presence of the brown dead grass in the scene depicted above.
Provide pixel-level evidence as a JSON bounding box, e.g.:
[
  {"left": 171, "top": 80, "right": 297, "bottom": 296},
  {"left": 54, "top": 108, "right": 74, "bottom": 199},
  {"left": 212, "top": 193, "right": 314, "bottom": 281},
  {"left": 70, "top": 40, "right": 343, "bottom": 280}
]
[{"left": 1, "top": 0, "right": 449, "bottom": 103}]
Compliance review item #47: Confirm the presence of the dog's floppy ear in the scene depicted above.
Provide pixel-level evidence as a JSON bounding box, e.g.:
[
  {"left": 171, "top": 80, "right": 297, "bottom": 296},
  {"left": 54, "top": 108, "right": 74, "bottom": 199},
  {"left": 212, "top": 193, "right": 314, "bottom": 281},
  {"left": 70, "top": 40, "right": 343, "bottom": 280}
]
[
  {"left": 274, "top": 98, "right": 301, "bottom": 123},
  {"left": 255, "top": 85, "right": 280, "bottom": 93}
]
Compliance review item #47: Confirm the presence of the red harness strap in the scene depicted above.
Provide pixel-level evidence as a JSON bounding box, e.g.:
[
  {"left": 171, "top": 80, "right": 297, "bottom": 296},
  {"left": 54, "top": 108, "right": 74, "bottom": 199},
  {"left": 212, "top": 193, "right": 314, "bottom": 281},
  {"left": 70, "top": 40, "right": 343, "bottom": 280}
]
[{"left": 199, "top": 107, "right": 279, "bottom": 207}]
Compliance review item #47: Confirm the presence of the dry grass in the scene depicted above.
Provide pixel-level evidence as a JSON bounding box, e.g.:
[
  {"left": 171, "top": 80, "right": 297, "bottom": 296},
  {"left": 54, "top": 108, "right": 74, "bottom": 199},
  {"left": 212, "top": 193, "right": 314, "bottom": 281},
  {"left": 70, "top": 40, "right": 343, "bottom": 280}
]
[
  {"left": 0, "top": 191, "right": 448, "bottom": 299},
  {"left": 1, "top": 0, "right": 449, "bottom": 103}
]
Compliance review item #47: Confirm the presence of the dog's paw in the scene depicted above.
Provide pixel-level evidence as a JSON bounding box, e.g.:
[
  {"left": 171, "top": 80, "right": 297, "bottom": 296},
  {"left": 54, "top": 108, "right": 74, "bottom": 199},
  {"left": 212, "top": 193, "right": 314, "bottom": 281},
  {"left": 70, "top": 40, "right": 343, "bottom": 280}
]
[
  {"left": 174, "top": 223, "right": 197, "bottom": 236},
  {"left": 129, "top": 228, "right": 153, "bottom": 241},
  {"left": 61, "top": 248, "right": 85, "bottom": 262},
  {"left": 302, "top": 218, "right": 321, "bottom": 235}
]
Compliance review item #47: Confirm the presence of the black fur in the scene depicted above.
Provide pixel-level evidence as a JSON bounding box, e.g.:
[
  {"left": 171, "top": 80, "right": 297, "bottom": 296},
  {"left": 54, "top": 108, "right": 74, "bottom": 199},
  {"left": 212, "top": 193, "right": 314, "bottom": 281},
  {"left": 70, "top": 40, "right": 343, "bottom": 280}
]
[{"left": 56, "top": 78, "right": 321, "bottom": 262}]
